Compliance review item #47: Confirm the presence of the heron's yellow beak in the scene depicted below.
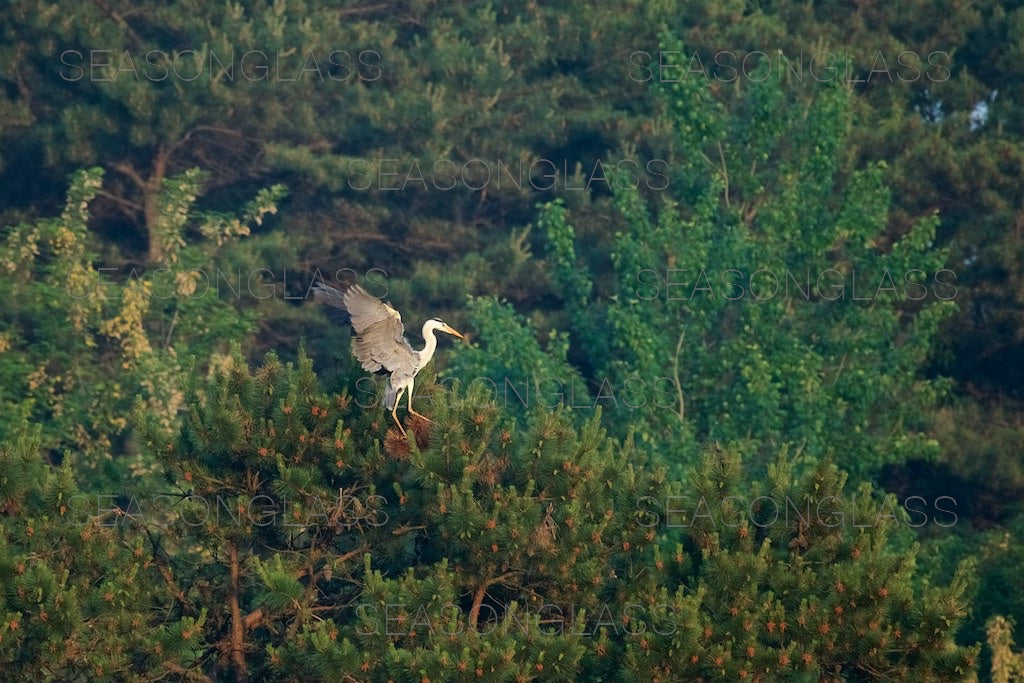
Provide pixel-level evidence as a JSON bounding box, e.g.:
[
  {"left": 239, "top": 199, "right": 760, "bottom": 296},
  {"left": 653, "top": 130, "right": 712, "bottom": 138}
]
[{"left": 444, "top": 324, "right": 464, "bottom": 339}]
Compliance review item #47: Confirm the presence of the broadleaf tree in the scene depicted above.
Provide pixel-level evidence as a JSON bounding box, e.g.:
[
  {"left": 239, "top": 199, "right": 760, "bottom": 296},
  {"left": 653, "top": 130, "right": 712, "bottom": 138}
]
[{"left": 454, "top": 40, "right": 958, "bottom": 479}]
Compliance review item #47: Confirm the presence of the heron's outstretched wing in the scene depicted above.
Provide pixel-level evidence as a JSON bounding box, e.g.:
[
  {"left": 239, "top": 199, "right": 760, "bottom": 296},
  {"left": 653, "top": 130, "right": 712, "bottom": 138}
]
[{"left": 312, "top": 282, "right": 417, "bottom": 374}]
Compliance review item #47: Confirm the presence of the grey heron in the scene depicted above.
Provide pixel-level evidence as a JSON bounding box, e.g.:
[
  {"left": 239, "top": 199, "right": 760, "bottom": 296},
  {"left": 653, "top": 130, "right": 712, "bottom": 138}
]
[{"left": 312, "top": 280, "right": 464, "bottom": 435}]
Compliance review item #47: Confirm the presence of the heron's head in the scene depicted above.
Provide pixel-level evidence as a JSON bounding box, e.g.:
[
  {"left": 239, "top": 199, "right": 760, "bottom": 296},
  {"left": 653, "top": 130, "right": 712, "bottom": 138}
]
[{"left": 430, "top": 317, "right": 464, "bottom": 340}]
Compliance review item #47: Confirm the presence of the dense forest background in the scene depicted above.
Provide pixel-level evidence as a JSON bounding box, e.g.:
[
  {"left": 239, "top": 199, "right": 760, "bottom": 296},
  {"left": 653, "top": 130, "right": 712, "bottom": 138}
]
[{"left": 2, "top": 1, "right": 1023, "bottom": 680}]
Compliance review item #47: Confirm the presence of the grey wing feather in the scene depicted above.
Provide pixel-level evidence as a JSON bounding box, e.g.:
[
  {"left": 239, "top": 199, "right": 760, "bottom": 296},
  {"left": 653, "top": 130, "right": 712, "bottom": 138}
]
[
  {"left": 311, "top": 280, "right": 349, "bottom": 310},
  {"left": 313, "top": 282, "right": 418, "bottom": 374}
]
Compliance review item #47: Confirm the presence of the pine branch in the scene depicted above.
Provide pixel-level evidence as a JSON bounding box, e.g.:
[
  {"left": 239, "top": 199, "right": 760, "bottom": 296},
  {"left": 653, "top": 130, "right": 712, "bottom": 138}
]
[{"left": 468, "top": 572, "right": 518, "bottom": 629}]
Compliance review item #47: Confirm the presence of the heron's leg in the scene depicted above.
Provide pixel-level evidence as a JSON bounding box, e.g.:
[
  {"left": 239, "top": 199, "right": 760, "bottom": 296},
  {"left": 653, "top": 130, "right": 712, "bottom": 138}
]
[
  {"left": 406, "top": 378, "right": 433, "bottom": 422},
  {"left": 390, "top": 385, "right": 406, "bottom": 435}
]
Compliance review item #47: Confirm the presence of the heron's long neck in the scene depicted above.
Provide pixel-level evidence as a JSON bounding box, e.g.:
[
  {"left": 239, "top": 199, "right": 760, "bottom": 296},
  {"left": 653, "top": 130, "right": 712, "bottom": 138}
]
[{"left": 418, "top": 322, "right": 439, "bottom": 365}]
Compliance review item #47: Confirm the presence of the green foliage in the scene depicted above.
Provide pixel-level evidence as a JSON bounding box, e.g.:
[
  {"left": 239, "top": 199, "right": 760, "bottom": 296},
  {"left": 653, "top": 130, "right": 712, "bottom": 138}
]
[
  {"left": 1, "top": 1, "right": 1022, "bottom": 679},
  {"left": 0, "top": 168, "right": 284, "bottom": 482},
  {"left": 127, "top": 347, "right": 666, "bottom": 679},
  {"left": 932, "top": 399, "right": 1024, "bottom": 501},
  {"left": 0, "top": 423, "right": 184, "bottom": 679},
  {"left": 616, "top": 445, "right": 979, "bottom": 682},
  {"left": 116, "top": 352, "right": 980, "bottom": 680},
  {"left": 456, "top": 43, "right": 956, "bottom": 479},
  {"left": 446, "top": 296, "right": 590, "bottom": 422},
  {"left": 0, "top": 0, "right": 668, "bottom": 275}
]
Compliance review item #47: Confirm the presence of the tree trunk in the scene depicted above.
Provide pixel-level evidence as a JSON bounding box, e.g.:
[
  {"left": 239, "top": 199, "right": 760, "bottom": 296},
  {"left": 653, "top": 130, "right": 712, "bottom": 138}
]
[{"left": 113, "top": 149, "right": 168, "bottom": 265}]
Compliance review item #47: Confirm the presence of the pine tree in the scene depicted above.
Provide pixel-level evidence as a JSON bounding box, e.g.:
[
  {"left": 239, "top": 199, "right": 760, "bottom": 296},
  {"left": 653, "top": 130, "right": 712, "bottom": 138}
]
[
  {"left": 132, "top": 346, "right": 664, "bottom": 680},
  {"left": 0, "top": 423, "right": 195, "bottom": 679},
  {"left": 617, "top": 445, "right": 978, "bottom": 682},
  {"left": 125, "top": 349, "right": 978, "bottom": 681}
]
